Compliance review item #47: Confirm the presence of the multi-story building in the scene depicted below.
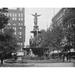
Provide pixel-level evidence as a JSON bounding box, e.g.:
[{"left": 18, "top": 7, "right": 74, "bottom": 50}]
[
  {"left": 52, "top": 8, "right": 75, "bottom": 27},
  {"left": 52, "top": 8, "right": 75, "bottom": 48},
  {"left": 3, "top": 8, "right": 25, "bottom": 49},
  {"left": 52, "top": 8, "right": 65, "bottom": 27}
]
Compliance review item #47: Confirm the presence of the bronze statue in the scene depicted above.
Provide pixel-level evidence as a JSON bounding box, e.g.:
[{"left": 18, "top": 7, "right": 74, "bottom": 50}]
[{"left": 32, "top": 13, "right": 41, "bottom": 25}]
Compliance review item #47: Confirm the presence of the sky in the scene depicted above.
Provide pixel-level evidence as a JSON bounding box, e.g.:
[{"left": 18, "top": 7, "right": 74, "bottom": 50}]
[{"left": 25, "top": 8, "right": 61, "bottom": 46}]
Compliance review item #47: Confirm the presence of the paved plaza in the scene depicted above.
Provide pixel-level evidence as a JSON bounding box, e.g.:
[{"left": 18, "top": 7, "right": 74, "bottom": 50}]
[{"left": 0, "top": 62, "right": 74, "bottom": 67}]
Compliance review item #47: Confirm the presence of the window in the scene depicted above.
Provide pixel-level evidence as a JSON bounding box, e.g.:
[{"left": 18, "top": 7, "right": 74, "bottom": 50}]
[
  {"left": 13, "top": 23, "right": 16, "bottom": 26},
  {"left": 20, "top": 43, "right": 22, "bottom": 45},
  {"left": 13, "top": 27, "right": 16, "bottom": 31},
  {"left": 19, "top": 27, "right": 22, "bottom": 29},
  {"left": 8, "top": 23, "right": 11, "bottom": 26},
  {"left": 14, "top": 18, "right": 17, "bottom": 20},
  {"left": 18, "top": 18, "right": 20, "bottom": 21},
  {"left": 17, "top": 43, "right": 21, "bottom": 45},
  {"left": 15, "top": 13, "right": 17, "bottom": 17},
  {"left": 4, "top": 13, "right": 6, "bottom": 16},
  {"left": 19, "top": 36, "right": 22, "bottom": 38},
  {"left": 19, "top": 8, "right": 23, "bottom": 11},
  {"left": 21, "top": 13, "right": 23, "bottom": 17},
  {"left": 21, "top": 18, "right": 23, "bottom": 21},
  {"left": 17, "top": 43, "right": 22, "bottom": 46},
  {"left": 18, "top": 13, "right": 20, "bottom": 17},
  {"left": 19, "top": 32, "right": 22, "bottom": 35},
  {"left": 12, "top": 18, "right": 15, "bottom": 20},
  {"left": 19, "top": 23, "right": 21, "bottom": 26},
  {"left": 7, "top": 13, "right": 9, "bottom": 16},
  {"left": 21, "top": 23, "right": 23, "bottom": 25},
  {"left": 14, "top": 32, "right": 16, "bottom": 35},
  {"left": 9, "top": 13, "right": 11, "bottom": 17},
  {"left": 13, "top": 13, "right": 14, "bottom": 17},
  {"left": 19, "top": 23, "right": 23, "bottom": 26}
]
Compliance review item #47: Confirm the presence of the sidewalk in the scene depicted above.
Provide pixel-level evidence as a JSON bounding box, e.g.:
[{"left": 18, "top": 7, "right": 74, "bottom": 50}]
[
  {"left": 0, "top": 62, "right": 74, "bottom": 67},
  {"left": 1, "top": 58, "right": 75, "bottom": 67}
]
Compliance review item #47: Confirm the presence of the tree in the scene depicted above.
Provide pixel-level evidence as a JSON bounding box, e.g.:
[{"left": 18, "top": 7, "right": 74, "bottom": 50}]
[
  {"left": 62, "top": 8, "right": 75, "bottom": 50},
  {"left": 0, "top": 28, "right": 20, "bottom": 64},
  {"left": 37, "top": 25, "right": 65, "bottom": 51},
  {"left": 29, "top": 30, "right": 49, "bottom": 57},
  {"left": 0, "top": 8, "right": 20, "bottom": 64},
  {"left": 29, "top": 26, "right": 65, "bottom": 57},
  {"left": 0, "top": 12, "right": 9, "bottom": 29}
]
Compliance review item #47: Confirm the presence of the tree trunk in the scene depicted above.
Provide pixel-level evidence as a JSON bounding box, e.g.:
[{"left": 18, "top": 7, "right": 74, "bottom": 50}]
[{"left": 1, "top": 59, "right": 3, "bottom": 65}]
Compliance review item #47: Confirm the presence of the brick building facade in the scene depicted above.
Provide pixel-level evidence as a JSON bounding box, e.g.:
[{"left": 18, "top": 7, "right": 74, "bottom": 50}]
[{"left": 3, "top": 8, "right": 25, "bottom": 49}]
